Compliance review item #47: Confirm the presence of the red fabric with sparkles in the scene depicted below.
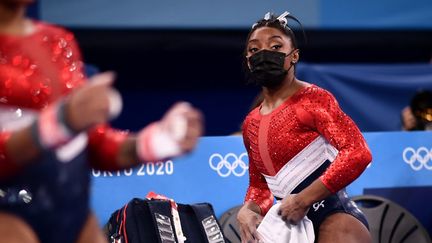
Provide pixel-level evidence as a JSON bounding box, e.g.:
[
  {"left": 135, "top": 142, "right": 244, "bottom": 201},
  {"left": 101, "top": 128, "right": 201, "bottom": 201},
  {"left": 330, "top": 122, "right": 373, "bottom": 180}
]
[
  {"left": 0, "top": 22, "right": 127, "bottom": 175},
  {"left": 0, "top": 21, "right": 84, "bottom": 109},
  {"left": 242, "top": 85, "right": 372, "bottom": 215}
]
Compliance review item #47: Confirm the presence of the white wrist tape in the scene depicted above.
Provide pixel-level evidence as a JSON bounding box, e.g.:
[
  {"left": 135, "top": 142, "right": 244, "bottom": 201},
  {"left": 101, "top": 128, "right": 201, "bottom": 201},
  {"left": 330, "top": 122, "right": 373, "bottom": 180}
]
[
  {"left": 136, "top": 122, "right": 182, "bottom": 161},
  {"left": 33, "top": 101, "right": 75, "bottom": 149}
]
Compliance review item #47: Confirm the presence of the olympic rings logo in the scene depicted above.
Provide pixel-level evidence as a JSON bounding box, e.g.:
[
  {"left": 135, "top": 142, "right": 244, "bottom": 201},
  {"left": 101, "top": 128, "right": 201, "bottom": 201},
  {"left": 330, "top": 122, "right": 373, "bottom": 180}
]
[
  {"left": 209, "top": 153, "right": 249, "bottom": 177},
  {"left": 402, "top": 147, "right": 432, "bottom": 171}
]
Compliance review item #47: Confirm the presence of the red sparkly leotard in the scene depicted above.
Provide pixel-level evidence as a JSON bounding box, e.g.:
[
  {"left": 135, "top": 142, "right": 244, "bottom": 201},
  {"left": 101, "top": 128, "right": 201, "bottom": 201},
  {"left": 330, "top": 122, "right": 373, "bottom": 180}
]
[
  {"left": 242, "top": 85, "right": 372, "bottom": 215},
  {"left": 0, "top": 21, "right": 128, "bottom": 243},
  {"left": 0, "top": 21, "right": 127, "bottom": 175}
]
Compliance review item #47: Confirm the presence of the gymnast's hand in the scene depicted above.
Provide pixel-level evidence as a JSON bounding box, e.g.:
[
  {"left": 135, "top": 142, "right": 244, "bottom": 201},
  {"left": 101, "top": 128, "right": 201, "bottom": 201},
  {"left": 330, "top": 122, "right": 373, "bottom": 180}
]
[
  {"left": 278, "top": 194, "right": 309, "bottom": 225},
  {"left": 65, "top": 72, "right": 117, "bottom": 132},
  {"left": 135, "top": 102, "right": 204, "bottom": 161},
  {"left": 159, "top": 102, "right": 203, "bottom": 153},
  {"left": 237, "top": 205, "right": 263, "bottom": 243}
]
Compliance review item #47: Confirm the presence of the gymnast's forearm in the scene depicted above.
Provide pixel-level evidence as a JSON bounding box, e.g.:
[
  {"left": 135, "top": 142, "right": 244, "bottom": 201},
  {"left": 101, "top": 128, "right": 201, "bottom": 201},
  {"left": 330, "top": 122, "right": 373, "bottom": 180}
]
[
  {"left": 296, "top": 179, "right": 332, "bottom": 208},
  {"left": 1, "top": 128, "right": 42, "bottom": 179}
]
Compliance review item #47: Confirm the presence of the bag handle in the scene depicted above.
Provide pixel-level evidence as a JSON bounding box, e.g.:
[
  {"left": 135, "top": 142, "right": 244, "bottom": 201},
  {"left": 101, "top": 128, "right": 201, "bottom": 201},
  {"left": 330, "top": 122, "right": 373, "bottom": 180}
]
[{"left": 190, "top": 203, "right": 226, "bottom": 243}]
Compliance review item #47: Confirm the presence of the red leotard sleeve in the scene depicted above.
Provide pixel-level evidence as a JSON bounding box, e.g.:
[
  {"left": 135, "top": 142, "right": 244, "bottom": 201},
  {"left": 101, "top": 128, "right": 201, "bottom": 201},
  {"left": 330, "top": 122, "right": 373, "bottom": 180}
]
[
  {"left": 87, "top": 124, "right": 129, "bottom": 171},
  {"left": 242, "top": 118, "right": 274, "bottom": 215},
  {"left": 298, "top": 88, "right": 372, "bottom": 193}
]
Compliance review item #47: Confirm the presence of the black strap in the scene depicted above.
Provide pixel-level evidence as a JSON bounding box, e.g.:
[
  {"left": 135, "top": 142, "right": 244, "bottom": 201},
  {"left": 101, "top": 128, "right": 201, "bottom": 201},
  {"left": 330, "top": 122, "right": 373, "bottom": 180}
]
[
  {"left": 190, "top": 203, "right": 226, "bottom": 243},
  {"left": 146, "top": 199, "right": 178, "bottom": 243}
]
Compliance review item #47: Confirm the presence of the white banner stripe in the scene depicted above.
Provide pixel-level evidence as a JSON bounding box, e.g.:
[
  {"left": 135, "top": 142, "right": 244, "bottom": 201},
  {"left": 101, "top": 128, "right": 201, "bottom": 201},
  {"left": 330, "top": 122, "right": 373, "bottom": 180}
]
[
  {"left": 263, "top": 136, "right": 338, "bottom": 198},
  {"left": 265, "top": 148, "right": 325, "bottom": 187}
]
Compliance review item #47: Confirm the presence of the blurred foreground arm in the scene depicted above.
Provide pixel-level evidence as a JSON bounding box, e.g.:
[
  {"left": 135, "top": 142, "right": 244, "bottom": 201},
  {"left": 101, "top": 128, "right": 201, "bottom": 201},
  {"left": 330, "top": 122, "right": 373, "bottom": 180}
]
[{"left": 89, "top": 102, "right": 204, "bottom": 170}]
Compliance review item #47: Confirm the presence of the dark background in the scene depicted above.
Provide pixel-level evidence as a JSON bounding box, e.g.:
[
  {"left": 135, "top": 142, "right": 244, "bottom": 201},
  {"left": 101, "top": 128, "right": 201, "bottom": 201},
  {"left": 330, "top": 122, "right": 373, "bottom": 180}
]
[
  {"left": 27, "top": 2, "right": 432, "bottom": 135},
  {"left": 73, "top": 28, "right": 432, "bottom": 135}
]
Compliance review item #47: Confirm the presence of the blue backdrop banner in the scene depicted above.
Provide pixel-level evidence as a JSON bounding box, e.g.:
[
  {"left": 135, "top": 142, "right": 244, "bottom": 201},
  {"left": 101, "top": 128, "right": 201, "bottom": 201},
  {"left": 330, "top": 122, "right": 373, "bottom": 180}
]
[
  {"left": 297, "top": 63, "right": 432, "bottom": 132},
  {"left": 40, "top": 0, "right": 432, "bottom": 29},
  {"left": 91, "top": 131, "right": 432, "bottom": 230}
]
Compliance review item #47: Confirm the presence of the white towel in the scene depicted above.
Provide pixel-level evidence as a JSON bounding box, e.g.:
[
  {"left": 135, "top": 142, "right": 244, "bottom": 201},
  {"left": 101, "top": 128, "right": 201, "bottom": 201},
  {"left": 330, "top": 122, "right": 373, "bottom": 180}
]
[{"left": 257, "top": 202, "right": 315, "bottom": 243}]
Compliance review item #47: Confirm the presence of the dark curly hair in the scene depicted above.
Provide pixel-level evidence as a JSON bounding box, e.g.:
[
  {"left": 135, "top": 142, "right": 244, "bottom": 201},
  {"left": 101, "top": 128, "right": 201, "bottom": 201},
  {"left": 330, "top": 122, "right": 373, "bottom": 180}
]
[
  {"left": 243, "top": 12, "right": 305, "bottom": 55},
  {"left": 411, "top": 90, "right": 432, "bottom": 123}
]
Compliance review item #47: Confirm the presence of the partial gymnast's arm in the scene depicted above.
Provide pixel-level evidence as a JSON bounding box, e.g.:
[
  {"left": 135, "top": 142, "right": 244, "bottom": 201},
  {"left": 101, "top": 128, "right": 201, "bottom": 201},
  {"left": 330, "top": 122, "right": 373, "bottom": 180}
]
[
  {"left": 295, "top": 88, "right": 372, "bottom": 206},
  {"left": 88, "top": 102, "right": 203, "bottom": 170}
]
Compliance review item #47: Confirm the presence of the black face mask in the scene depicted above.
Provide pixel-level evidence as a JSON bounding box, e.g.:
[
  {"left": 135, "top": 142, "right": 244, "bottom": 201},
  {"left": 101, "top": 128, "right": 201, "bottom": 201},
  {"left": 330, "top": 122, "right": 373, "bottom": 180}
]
[{"left": 248, "top": 49, "right": 296, "bottom": 88}]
